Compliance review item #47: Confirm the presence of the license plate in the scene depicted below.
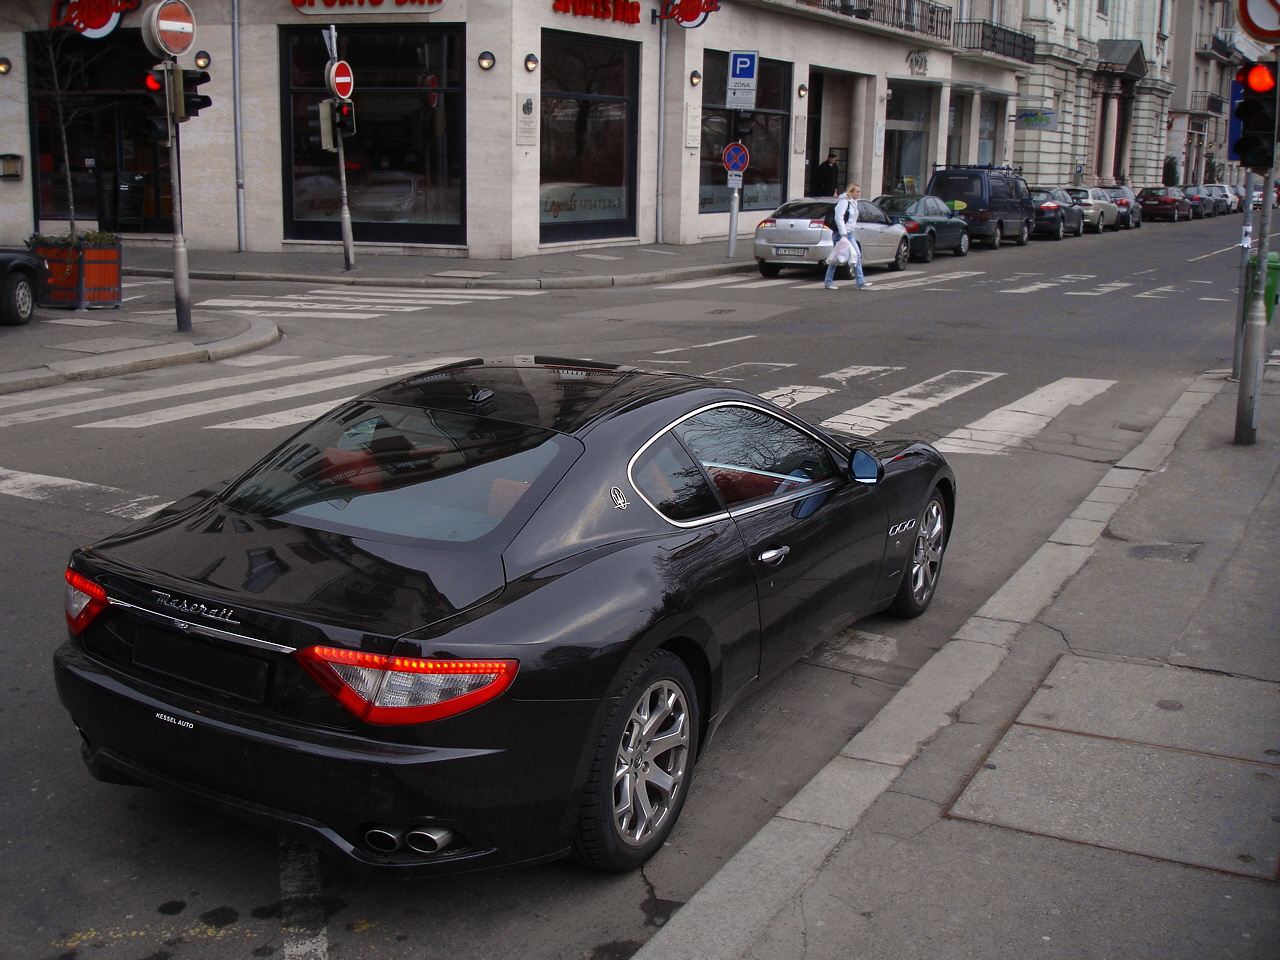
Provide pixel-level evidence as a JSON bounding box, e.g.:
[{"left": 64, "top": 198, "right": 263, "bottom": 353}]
[{"left": 775, "top": 247, "right": 807, "bottom": 257}]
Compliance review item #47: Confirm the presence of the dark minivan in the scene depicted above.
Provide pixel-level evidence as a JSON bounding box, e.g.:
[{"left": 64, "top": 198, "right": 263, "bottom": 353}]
[{"left": 925, "top": 166, "right": 1035, "bottom": 249}]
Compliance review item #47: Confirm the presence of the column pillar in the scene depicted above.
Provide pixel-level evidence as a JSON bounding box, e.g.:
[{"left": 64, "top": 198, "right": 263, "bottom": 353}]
[
  {"left": 1098, "top": 81, "right": 1120, "bottom": 184},
  {"left": 849, "top": 74, "right": 867, "bottom": 189}
]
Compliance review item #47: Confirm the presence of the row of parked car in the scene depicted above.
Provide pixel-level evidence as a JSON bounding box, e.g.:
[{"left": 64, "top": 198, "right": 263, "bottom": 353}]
[{"left": 753, "top": 165, "right": 1245, "bottom": 279}]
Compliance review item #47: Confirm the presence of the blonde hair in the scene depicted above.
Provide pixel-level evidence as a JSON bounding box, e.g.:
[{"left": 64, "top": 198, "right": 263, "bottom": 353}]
[{"left": 845, "top": 183, "right": 861, "bottom": 196}]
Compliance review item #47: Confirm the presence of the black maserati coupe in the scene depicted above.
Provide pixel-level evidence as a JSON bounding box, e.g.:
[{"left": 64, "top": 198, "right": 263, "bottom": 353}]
[{"left": 54, "top": 357, "right": 955, "bottom": 877}]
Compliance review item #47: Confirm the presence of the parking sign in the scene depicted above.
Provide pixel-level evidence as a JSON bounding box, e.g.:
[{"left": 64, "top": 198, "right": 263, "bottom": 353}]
[{"left": 727, "top": 50, "right": 758, "bottom": 109}]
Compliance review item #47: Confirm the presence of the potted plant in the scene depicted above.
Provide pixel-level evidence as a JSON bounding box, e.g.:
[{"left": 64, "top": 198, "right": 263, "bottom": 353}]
[{"left": 28, "top": 229, "right": 122, "bottom": 310}]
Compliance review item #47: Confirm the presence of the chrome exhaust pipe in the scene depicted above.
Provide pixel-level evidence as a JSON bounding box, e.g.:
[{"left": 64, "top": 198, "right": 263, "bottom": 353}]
[
  {"left": 405, "top": 825, "right": 454, "bottom": 854},
  {"left": 364, "top": 826, "right": 405, "bottom": 853}
]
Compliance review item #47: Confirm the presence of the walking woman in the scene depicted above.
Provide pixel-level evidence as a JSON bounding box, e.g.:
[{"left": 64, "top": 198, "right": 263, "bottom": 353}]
[{"left": 824, "top": 183, "right": 872, "bottom": 291}]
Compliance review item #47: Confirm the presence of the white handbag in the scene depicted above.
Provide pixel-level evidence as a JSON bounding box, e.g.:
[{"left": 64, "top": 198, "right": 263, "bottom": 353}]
[{"left": 833, "top": 236, "right": 856, "bottom": 265}]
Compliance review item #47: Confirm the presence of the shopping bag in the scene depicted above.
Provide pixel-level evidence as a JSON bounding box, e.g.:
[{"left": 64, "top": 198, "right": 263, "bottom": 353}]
[{"left": 833, "top": 236, "right": 854, "bottom": 265}]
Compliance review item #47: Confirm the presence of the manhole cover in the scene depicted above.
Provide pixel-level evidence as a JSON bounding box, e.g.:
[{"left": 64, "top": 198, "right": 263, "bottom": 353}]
[{"left": 1127, "top": 542, "right": 1201, "bottom": 562}]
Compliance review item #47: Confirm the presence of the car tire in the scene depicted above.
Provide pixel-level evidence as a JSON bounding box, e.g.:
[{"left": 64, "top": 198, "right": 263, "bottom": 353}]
[
  {"left": 1133, "top": 212, "right": 1141, "bottom": 228},
  {"left": 757, "top": 260, "right": 780, "bottom": 278},
  {"left": 914, "top": 235, "right": 935, "bottom": 263},
  {"left": 1074, "top": 215, "right": 1085, "bottom": 237},
  {"left": 571, "top": 650, "right": 698, "bottom": 873},
  {"left": 1108, "top": 215, "right": 1121, "bottom": 231},
  {"left": 1172, "top": 208, "right": 1180, "bottom": 222},
  {"left": 890, "top": 239, "right": 909, "bottom": 271},
  {"left": 0, "top": 272, "right": 36, "bottom": 326},
  {"left": 837, "top": 263, "right": 853, "bottom": 281},
  {"left": 1091, "top": 215, "right": 1104, "bottom": 234},
  {"left": 889, "top": 491, "right": 949, "bottom": 619},
  {"left": 953, "top": 231, "right": 970, "bottom": 257},
  {"left": 986, "top": 223, "right": 1002, "bottom": 249},
  {"left": 1050, "top": 217, "right": 1064, "bottom": 241},
  {"left": 1015, "top": 220, "right": 1030, "bottom": 245}
]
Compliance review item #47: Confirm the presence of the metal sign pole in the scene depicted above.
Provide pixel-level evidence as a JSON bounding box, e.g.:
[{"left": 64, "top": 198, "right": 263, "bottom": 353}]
[
  {"left": 727, "top": 187, "right": 739, "bottom": 258},
  {"left": 336, "top": 129, "right": 355, "bottom": 271},
  {"left": 166, "top": 61, "right": 192, "bottom": 332},
  {"left": 1233, "top": 169, "right": 1255, "bottom": 380}
]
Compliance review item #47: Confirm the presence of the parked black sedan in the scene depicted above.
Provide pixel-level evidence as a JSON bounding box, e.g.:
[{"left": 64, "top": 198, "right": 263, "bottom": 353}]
[
  {"left": 871, "top": 193, "right": 970, "bottom": 261},
  {"left": 55, "top": 358, "right": 955, "bottom": 878},
  {"left": 1029, "top": 187, "right": 1086, "bottom": 239},
  {"left": 0, "top": 248, "right": 48, "bottom": 325}
]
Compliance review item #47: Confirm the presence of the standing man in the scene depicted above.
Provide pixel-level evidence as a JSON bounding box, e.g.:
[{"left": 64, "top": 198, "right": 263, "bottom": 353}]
[
  {"left": 814, "top": 151, "right": 841, "bottom": 197},
  {"left": 825, "top": 183, "right": 873, "bottom": 291}
]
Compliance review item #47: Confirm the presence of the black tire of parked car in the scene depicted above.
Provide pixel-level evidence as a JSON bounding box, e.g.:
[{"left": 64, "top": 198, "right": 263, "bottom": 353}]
[
  {"left": 1074, "top": 215, "right": 1085, "bottom": 236},
  {"left": 987, "top": 223, "right": 1002, "bottom": 249},
  {"left": 571, "top": 650, "right": 699, "bottom": 872},
  {"left": 914, "top": 234, "right": 935, "bottom": 263},
  {"left": 1049, "top": 217, "right": 1065, "bottom": 241},
  {"left": 890, "top": 239, "right": 909, "bottom": 271},
  {"left": 888, "top": 490, "right": 949, "bottom": 618},
  {"left": 1092, "top": 214, "right": 1105, "bottom": 234},
  {"left": 0, "top": 272, "right": 36, "bottom": 326},
  {"left": 954, "top": 231, "right": 970, "bottom": 256},
  {"left": 758, "top": 260, "right": 781, "bottom": 278},
  {"left": 1015, "top": 221, "right": 1030, "bottom": 245}
]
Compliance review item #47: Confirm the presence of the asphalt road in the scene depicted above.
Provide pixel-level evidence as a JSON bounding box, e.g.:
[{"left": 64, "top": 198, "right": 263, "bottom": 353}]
[{"left": 0, "top": 214, "right": 1249, "bottom": 960}]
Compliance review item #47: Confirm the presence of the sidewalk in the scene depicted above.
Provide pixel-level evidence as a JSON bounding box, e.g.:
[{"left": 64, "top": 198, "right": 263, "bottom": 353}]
[
  {"left": 0, "top": 239, "right": 753, "bottom": 394},
  {"left": 635, "top": 372, "right": 1280, "bottom": 960}
]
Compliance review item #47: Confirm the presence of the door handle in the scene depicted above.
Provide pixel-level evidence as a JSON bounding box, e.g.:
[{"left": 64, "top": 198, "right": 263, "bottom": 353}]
[{"left": 758, "top": 546, "right": 790, "bottom": 565}]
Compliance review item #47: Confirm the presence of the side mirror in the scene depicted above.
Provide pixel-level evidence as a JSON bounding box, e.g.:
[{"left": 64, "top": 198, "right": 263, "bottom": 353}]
[{"left": 850, "top": 448, "right": 882, "bottom": 484}]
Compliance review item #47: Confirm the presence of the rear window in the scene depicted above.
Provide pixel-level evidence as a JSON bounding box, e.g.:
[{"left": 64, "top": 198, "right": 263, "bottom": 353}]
[
  {"left": 221, "top": 402, "right": 580, "bottom": 545},
  {"left": 772, "top": 200, "right": 834, "bottom": 219},
  {"left": 873, "top": 196, "right": 918, "bottom": 215},
  {"left": 928, "top": 173, "right": 983, "bottom": 201},
  {"left": 1137, "top": 188, "right": 1165, "bottom": 197}
]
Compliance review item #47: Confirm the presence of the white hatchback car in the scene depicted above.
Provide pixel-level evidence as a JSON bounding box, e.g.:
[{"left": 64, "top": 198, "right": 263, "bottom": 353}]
[{"left": 753, "top": 197, "right": 910, "bottom": 278}]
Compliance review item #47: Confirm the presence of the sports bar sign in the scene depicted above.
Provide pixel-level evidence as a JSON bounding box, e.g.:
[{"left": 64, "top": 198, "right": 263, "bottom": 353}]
[{"left": 289, "top": 0, "right": 448, "bottom": 13}]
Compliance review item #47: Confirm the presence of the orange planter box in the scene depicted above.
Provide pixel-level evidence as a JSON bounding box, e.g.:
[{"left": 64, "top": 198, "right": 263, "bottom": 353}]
[{"left": 36, "top": 243, "right": 121, "bottom": 309}]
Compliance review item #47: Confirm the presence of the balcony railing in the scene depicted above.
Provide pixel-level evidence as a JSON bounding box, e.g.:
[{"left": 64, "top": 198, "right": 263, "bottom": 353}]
[
  {"left": 801, "top": 0, "right": 953, "bottom": 42},
  {"left": 1196, "top": 32, "right": 1234, "bottom": 59},
  {"left": 953, "top": 19, "right": 1037, "bottom": 63},
  {"left": 1190, "top": 89, "right": 1226, "bottom": 114}
]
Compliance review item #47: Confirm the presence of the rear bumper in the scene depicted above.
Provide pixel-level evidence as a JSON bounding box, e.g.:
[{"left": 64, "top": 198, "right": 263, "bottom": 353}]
[{"left": 54, "top": 642, "right": 594, "bottom": 877}]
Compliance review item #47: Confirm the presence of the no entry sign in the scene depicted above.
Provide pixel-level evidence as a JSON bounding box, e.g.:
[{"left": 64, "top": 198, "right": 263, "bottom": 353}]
[
  {"left": 142, "top": 0, "right": 196, "bottom": 59},
  {"left": 326, "top": 60, "right": 355, "bottom": 100}
]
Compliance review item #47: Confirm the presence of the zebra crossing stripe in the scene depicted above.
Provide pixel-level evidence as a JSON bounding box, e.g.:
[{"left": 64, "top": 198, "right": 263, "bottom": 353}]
[
  {"left": 0, "top": 466, "right": 167, "bottom": 520},
  {"left": 0, "top": 356, "right": 391, "bottom": 429},
  {"left": 761, "top": 385, "right": 838, "bottom": 408},
  {"left": 78, "top": 360, "right": 464, "bottom": 429},
  {"left": 820, "top": 370, "right": 1004, "bottom": 435},
  {"left": 934, "top": 378, "right": 1115, "bottom": 455},
  {"left": 208, "top": 401, "right": 342, "bottom": 430}
]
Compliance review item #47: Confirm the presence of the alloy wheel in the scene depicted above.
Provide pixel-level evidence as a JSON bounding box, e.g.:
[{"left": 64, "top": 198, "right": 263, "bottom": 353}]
[{"left": 612, "top": 678, "right": 691, "bottom": 847}]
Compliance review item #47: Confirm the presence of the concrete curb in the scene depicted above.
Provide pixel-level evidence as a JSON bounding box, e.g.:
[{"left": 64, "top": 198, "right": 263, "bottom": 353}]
[
  {"left": 0, "top": 316, "right": 280, "bottom": 396},
  {"left": 121, "top": 260, "right": 758, "bottom": 290},
  {"left": 629, "top": 373, "right": 1227, "bottom": 960}
]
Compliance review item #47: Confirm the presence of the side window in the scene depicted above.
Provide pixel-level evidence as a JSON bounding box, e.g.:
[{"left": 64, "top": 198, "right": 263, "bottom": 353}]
[
  {"left": 631, "top": 432, "right": 721, "bottom": 522},
  {"left": 858, "top": 200, "right": 888, "bottom": 224},
  {"left": 673, "top": 406, "right": 838, "bottom": 509},
  {"left": 929, "top": 197, "right": 949, "bottom": 217},
  {"left": 1015, "top": 179, "right": 1030, "bottom": 200},
  {"left": 989, "top": 178, "right": 1008, "bottom": 201}
]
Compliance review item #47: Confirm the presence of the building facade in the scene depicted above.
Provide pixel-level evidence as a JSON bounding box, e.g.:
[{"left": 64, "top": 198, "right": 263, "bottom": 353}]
[{"left": 0, "top": 0, "right": 1097, "bottom": 261}]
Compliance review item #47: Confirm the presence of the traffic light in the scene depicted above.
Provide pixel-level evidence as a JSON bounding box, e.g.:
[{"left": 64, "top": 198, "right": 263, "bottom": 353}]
[
  {"left": 332, "top": 98, "right": 356, "bottom": 138},
  {"left": 142, "top": 64, "right": 171, "bottom": 144},
  {"left": 177, "top": 69, "right": 212, "bottom": 121},
  {"left": 1233, "top": 62, "right": 1278, "bottom": 171},
  {"left": 733, "top": 111, "right": 753, "bottom": 141},
  {"left": 307, "top": 98, "right": 336, "bottom": 152}
]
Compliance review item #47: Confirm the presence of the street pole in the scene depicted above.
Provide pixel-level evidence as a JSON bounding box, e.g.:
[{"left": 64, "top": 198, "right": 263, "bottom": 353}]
[
  {"left": 727, "top": 186, "right": 739, "bottom": 258},
  {"left": 165, "top": 60, "right": 192, "bottom": 333},
  {"left": 336, "top": 130, "right": 355, "bottom": 271},
  {"left": 1233, "top": 169, "right": 1255, "bottom": 381},
  {"left": 1236, "top": 166, "right": 1272, "bottom": 444}
]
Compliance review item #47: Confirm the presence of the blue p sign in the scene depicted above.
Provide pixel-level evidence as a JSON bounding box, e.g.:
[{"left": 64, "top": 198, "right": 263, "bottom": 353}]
[{"left": 731, "top": 52, "right": 757, "bottom": 80}]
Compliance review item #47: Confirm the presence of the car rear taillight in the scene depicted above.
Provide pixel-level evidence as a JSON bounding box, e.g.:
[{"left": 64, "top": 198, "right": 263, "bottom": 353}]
[
  {"left": 808, "top": 219, "right": 827, "bottom": 229},
  {"left": 758, "top": 219, "right": 776, "bottom": 229},
  {"left": 902, "top": 221, "right": 919, "bottom": 232},
  {"left": 296, "top": 646, "right": 519, "bottom": 725},
  {"left": 1116, "top": 199, "right": 1130, "bottom": 207},
  {"left": 1039, "top": 202, "right": 1059, "bottom": 210},
  {"left": 65, "top": 568, "right": 109, "bottom": 636}
]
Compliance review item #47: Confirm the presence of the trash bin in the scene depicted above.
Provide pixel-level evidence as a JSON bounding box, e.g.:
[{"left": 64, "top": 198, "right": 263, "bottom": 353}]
[{"left": 1246, "top": 252, "right": 1279, "bottom": 323}]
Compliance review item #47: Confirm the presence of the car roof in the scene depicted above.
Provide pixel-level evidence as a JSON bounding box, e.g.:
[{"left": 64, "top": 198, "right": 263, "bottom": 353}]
[{"left": 365, "top": 357, "right": 715, "bottom": 437}]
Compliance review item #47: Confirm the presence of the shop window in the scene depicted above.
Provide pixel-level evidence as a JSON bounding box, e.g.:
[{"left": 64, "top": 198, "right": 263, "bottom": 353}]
[
  {"left": 539, "top": 31, "right": 638, "bottom": 243},
  {"left": 698, "top": 51, "right": 791, "bottom": 214},
  {"left": 282, "top": 26, "right": 464, "bottom": 245}
]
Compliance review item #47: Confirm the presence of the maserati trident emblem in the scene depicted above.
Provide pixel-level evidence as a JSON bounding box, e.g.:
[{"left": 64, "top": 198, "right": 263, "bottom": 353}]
[
  {"left": 610, "top": 486, "right": 631, "bottom": 510},
  {"left": 151, "top": 590, "right": 240, "bottom": 625}
]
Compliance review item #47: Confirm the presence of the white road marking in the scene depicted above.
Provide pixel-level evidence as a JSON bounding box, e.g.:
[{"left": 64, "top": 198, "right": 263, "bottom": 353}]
[
  {"left": 0, "top": 466, "right": 166, "bottom": 520},
  {"left": 1001, "top": 282, "right": 1061, "bottom": 294},
  {"left": 0, "top": 385, "right": 102, "bottom": 409},
  {"left": 822, "top": 366, "right": 904, "bottom": 384},
  {"left": 820, "top": 370, "right": 1004, "bottom": 435},
  {"left": 733, "top": 278, "right": 806, "bottom": 288},
  {"left": 78, "top": 361, "right": 454, "bottom": 429},
  {"left": 655, "top": 335, "right": 756, "bottom": 354},
  {"left": 218, "top": 355, "right": 301, "bottom": 367},
  {"left": 860, "top": 271, "right": 985, "bottom": 291},
  {"left": 0, "top": 355, "right": 390, "bottom": 429},
  {"left": 1135, "top": 285, "right": 1180, "bottom": 299},
  {"left": 935, "top": 377, "right": 1116, "bottom": 455},
  {"left": 304, "top": 289, "right": 530, "bottom": 300},
  {"left": 761, "top": 385, "right": 838, "bottom": 408},
  {"left": 209, "top": 401, "right": 340, "bottom": 430},
  {"left": 702, "top": 362, "right": 795, "bottom": 380},
  {"left": 654, "top": 277, "right": 756, "bottom": 289},
  {"left": 1063, "top": 282, "right": 1133, "bottom": 297},
  {"left": 232, "top": 310, "right": 390, "bottom": 319}
]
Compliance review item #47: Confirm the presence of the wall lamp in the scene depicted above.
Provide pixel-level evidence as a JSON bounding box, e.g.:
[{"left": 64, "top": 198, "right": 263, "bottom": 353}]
[
  {"left": 194, "top": 50, "right": 211, "bottom": 69},
  {"left": 0, "top": 58, "right": 10, "bottom": 76},
  {"left": 477, "top": 51, "right": 496, "bottom": 70},
  {"left": 690, "top": 69, "right": 702, "bottom": 86},
  {"left": 797, "top": 83, "right": 808, "bottom": 97},
  {"left": 524, "top": 53, "right": 539, "bottom": 72}
]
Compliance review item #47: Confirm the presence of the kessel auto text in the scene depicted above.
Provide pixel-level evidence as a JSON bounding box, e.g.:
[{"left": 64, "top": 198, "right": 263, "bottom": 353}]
[{"left": 54, "top": 358, "right": 954, "bottom": 878}]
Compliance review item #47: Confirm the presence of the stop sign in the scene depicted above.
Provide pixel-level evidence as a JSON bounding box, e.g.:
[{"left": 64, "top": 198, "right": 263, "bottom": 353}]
[
  {"left": 327, "top": 60, "right": 355, "bottom": 100},
  {"left": 143, "top": 0, "right": 196, "bottom": 59}
]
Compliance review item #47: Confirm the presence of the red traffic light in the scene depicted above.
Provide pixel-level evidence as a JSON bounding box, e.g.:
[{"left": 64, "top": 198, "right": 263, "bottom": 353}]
[
  {"left": 144, "top": 71, "right": 164, "bottom": 92},
  {"left": 1242, "top": 63, "right": 1277, "bottom": 94}
]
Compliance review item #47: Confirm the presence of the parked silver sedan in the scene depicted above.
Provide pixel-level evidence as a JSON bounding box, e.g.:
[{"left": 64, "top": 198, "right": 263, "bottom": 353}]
[
  {"left": 754, "top": 198, "right": 910, "bottom": 278},
  {"left": 1064, "top": 187, "right": 1120, "bottom": 232}
]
